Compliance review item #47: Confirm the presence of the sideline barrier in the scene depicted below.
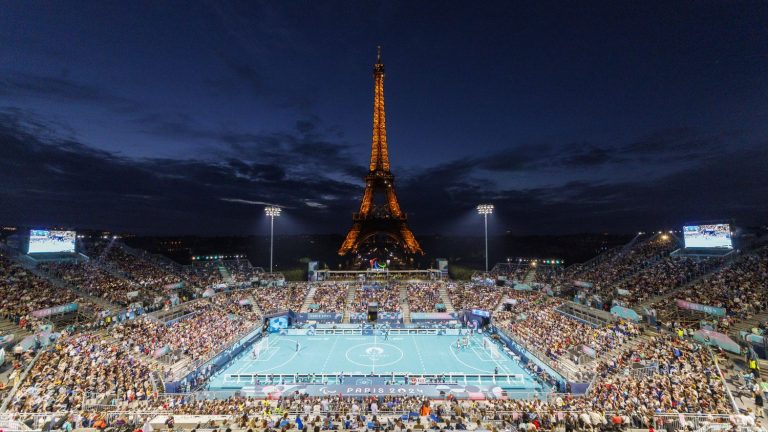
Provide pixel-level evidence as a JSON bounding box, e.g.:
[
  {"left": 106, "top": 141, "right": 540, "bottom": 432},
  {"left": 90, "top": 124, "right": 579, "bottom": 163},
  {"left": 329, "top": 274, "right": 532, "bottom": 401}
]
[{"left": 3, "top": 411, "right": 756, "bottom": 432}]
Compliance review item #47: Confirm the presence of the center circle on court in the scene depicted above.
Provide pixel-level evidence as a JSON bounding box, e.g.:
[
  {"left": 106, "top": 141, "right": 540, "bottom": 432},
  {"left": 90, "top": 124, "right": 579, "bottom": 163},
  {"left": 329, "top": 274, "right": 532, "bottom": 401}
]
[{"left": 345, "top": 343, "right": 404, "bottom": 368}]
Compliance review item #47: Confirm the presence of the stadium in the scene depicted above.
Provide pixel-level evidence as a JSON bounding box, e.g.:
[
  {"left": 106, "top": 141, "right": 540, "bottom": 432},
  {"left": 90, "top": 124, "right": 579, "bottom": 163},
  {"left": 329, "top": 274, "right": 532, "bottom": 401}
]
[{"left": 2, "top": 4, "right": 768, "bottom": 432}]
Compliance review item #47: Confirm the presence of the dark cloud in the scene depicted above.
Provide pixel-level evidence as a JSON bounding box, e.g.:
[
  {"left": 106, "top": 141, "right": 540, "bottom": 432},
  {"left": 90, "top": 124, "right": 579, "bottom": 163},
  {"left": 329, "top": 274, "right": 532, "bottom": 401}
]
[
  {"left": 0, "top": 107, "right": 765, "bottom": 236},
  {"left": 0, "top": 73, "right": 139, "bottom": 113},
  {"left": 0, "top": 109, "right": 359, "bottom": 234}
]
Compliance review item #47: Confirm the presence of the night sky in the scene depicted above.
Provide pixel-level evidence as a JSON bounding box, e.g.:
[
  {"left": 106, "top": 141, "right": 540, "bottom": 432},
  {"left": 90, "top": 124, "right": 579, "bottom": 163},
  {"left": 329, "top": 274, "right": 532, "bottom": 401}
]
[{"left": 2, "top": 1, "right": 767, "bottom": 236}]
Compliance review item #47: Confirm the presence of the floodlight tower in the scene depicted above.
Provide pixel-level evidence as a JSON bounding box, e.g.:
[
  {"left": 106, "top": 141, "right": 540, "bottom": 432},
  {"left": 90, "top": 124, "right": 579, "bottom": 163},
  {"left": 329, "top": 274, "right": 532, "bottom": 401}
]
[
  {"left": 476, "top": 204, "right": 494, "bottom": 272},
  {"left": 265, "top": 206, "right": 282, "bottom": 273}
]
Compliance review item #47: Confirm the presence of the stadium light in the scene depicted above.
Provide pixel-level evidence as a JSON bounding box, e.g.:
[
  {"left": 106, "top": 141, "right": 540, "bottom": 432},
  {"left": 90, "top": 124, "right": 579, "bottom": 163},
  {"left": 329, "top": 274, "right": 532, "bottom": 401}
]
[
  {"left": 476, "top": 204, "right": 494, "bottom": 272},
  {"left": 265, "top": 206, "right": 282, "bottom": 273}
]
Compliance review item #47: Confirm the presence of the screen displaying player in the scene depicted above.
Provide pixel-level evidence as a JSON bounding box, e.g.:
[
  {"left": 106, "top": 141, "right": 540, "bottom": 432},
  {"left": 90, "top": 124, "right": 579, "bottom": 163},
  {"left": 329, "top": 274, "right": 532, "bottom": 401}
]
[
  {"left": 683, "top": 224, "right": 732, "bottom": 249},
  {"left": 268, "top": 316, "right": 289, "bottom": 333},
  {"left": 28, "top": 230, "right": 76, "bottom": 254}
]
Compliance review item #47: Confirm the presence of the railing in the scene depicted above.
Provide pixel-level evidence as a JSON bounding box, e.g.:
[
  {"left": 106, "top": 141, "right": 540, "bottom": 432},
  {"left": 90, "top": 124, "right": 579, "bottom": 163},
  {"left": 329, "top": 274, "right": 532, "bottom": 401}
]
[
  {"left": 4, "top": 410, "right": 756, "bottom": 432},
  {"left": 494, "top": 327, "right": 589, "bottom": 383},
  {"left": 220, "top": 372, "right": 529, "bottom": 386},
  {"left": 708, "top": 347, "right": 741, "bottom": 414},
  {"left": 0, "top": 350, "right": 43, "bottom": 412},
  {"left": 625, "top": 362, "right": 659, "bottom": 378}
]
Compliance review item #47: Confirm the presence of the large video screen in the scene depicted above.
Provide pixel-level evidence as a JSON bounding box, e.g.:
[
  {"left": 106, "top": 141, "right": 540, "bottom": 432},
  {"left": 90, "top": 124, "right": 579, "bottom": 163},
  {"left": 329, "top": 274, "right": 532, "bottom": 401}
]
[
  {"left": 683, "top": 224, "right": 732, "bottom": 249},
  {"left": 28, "top": 230, "right": 76, "bottom": 254},
  {"left": 268, "top": 316, "right": 289, "bottom": 333}
]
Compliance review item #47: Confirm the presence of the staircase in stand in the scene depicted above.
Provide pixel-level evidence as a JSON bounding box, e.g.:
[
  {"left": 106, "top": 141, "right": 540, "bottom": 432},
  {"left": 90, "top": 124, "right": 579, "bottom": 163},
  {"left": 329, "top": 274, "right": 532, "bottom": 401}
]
[
  {"left": 300, "top": 285, "right": 317, "bottom": 313},
  {"left": 0, "top": 317, "right": 33, "bottom": 342},
  {"left": 218, "top": 264, "right": 233, "bottom": 284},
  {"left": 494, "top": 295, "right": 509, "bottom": 312},
  {"left": 247, "top": 293, "right": 264, "bottom": 317},
  {"left": 399, "top": 285, "right": 411, "bottom": 324},
  {"left": 342, "top": 284, "right": 357, "bottom": 324},
  {"left": 728, "top": 309, "right": 768, "bottom": 340},
  {"left": 438, "top": 284, "right": 455, "bottom": 313},
  {"left": 523, "top": 270, "right": 537, "bottom": 284}
]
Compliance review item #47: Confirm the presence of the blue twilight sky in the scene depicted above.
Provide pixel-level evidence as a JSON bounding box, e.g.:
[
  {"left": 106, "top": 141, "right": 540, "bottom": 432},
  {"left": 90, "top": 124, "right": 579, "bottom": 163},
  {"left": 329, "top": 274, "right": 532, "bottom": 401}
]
[{"left": 1, "top": 1, "right": 767, "bottom": 235}]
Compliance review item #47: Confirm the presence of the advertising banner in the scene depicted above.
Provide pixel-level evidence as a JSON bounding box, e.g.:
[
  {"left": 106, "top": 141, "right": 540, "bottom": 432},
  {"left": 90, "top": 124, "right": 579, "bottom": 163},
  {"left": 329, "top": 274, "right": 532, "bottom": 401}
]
[
  {"left": 610, "top": 305, "right": 641, "bottom": 322},
  {"left": 694, "top": 329, "right": 740, "bottom": 353},
  {"left": 308, "top": 261, "right": 319, "bottom": 281},
  {"left": 31, "top": 303, "right": 78, "bottom": 318},
  {"left": 436, "top": 259, "right": 448, "bottom": 275},
  {"left": 153, "top": 345, "right": 171, "bottom": 358},
  {"left": 294, "top": 312, "right": 343, "bottom": 322},
  {"left": 573, "top": 281, "right": 593, "bottom": 288},
  {"left": 582, "top": 345, "right": 596, "bottom": 358},
  {"left": 232, "top": 383, "right": 505, "bottom": 399},
  {"left": 164, "top": 282, "right": 185, "bottom": 289},
  {"left": 410, "top": 312, "right": 457, "bottom": 321},
  {"left": 676, "top": 300, "right": 726, "bottom": 317}
]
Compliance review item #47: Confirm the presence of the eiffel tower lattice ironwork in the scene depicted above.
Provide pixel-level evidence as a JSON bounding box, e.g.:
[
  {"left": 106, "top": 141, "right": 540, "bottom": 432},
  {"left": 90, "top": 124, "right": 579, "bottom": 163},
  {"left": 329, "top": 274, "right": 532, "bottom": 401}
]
[{"left": 338, "top": 48, "right": 424, "bottom": 256}]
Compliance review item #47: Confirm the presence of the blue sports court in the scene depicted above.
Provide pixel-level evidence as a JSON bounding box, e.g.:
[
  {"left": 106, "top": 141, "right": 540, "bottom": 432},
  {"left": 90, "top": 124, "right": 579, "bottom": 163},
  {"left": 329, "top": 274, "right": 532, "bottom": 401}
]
[{"left": 208, "top": 333, "right": 544, "bottom": 392}]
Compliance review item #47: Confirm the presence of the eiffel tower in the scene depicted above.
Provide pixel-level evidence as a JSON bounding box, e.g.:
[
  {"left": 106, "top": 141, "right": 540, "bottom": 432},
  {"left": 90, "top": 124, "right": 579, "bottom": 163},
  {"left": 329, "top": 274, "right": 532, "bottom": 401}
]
[{"left": 338, "top": 48, "right": 424, "bottom": 260}]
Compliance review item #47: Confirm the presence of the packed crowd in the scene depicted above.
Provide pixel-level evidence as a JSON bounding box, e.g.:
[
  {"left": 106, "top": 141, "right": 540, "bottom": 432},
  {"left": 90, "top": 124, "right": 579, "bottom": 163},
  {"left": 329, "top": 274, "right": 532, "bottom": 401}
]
[
  {"left": 6, "top": 332, "right": 157, "bottom": 412},
  {"left": 3, "top": 235, "right": 762, "bottom": 426},
  {"left": 88, "top": 242, "right": 184, "bottom": 288},
  {"left": 495, "top": 293, "right": 640, "bottom": 362},
  {"left": 489, "top": 262, "right": 530, "bottom": 283},
  {"left": 111, "top": 302, "right": 254, "bottom": 360},
  {"left": 565, "top": 235, "right": 677, "bottom": 292},
  {"left": 406, "top": 282, "right": 443, "bottom": 312},
  {"left": 654, "top": 246, "right": 768, "bottom": 320},
  {"left": 0, "top": 254, "right": 85, "bottom": 331},
  {"left": 530, "top": 265, "right": 566, "bottom": 286},
  {"left": 310, "top": 283, "right": 348, "bottom": 312},
  {"left": 187, "top": 259, "right": 261, "bottom": 288},
  {"left": 587, "top": 334, "right": 731, "bottom": 414},
  {"left": 39, "top": 261, "right": 147, "bottom": 306},
  {"left": 448, "top": 283, "right": 504, "bottom": 311},
  {"left": 353, "top": 285, "right": 401, "bottom": 312},
  {"left": 610, "top": 256, "right": 719, "bottom": 305},
  {"left": 209, "top": 290, "right": 263, "bottom": 322},
  {"left": 251, "top": 284, "right": 308, "bottom": 314}
]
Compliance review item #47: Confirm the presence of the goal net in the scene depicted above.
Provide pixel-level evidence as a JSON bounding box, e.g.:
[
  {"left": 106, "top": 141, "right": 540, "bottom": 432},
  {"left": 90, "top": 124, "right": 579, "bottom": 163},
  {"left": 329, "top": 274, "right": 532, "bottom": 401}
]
[
  {"left": 251, "top": 337, "right": 269, "bottom": 359},
  {"left": 484, "top": 338, "right": 502, "bottom": 360}
]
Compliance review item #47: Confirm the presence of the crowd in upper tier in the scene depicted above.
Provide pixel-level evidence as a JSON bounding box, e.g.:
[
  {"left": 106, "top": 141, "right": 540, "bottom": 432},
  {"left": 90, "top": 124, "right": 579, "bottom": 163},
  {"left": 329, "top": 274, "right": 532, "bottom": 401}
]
[
  {"left": 0, "top": 255, "right": 91, "bottom": 330},
  {"left": 565, "top": 235, "right": 677, "bottom": 294},
  {"left": 653, "top": 246, "right": 768, "bottom": 320},
  {"left": 187, "top": 259, "right": 262, "bottom": 288},
  {"left": 40, "top": 260, "right": 154, "bottom": 306},
  {"left": 86, "top": 242, "right": 183, "bottom": 288},
  {"left": 448, "top": 283, "right": 504, "bottom": 311}
]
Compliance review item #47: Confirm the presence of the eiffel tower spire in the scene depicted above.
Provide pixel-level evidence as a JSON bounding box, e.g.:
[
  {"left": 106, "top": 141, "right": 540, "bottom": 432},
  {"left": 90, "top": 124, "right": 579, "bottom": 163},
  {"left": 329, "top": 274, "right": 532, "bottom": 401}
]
[
  {"left": 370, "top": 45, "right": 390, "bottom": 172},
  {"left": 338, "top": 48, "right": 423, "bottom": 260}
]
